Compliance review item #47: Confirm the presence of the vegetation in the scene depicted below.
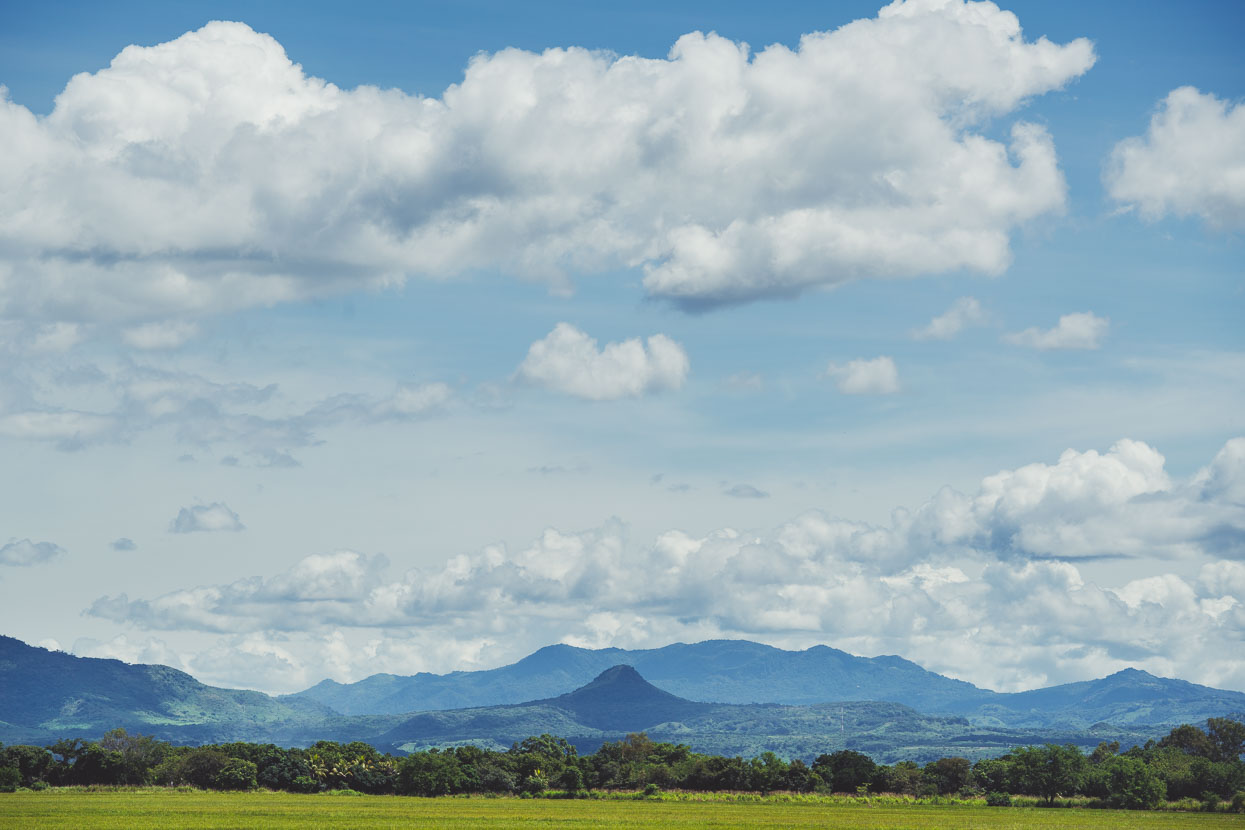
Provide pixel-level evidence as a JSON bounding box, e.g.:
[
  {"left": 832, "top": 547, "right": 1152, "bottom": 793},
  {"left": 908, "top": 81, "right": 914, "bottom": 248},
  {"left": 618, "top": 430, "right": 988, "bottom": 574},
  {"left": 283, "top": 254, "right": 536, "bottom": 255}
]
[{"left": 1, "top": 719, "right": 1242, "bottom": 813}]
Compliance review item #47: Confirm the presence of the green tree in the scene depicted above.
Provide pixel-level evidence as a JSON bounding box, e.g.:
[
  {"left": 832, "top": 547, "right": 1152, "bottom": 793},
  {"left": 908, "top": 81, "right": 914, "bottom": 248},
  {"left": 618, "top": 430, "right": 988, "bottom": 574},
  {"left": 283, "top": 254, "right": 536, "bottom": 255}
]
[
  {"left": 396, "top": 750, "right": 467, "bottom": 797},
  {"left": 0, "top": 745, "right": 53, "bottom": 787},
  {"left": 972, "top": 757, "right": 1012, "bottom": 792},
  {"left": 178, "top": 749, "right": 231, "bottom": 789},
  {"left": 1159, "top": 724, "right": 1214, "bottom": 758},
  {"left": 1206, "top": 718, "right": 1245, "bottom": 763},
  {"left": 1101, "top": 756, "right": 1166, "bottom": 809},
  {"left": 214, "top": 758, "right": 258, "bottom": 790},
  {"left": 923, "top": 756, "right": 971, "bottom": 795},
  {"left": 99, "top": 728, "right": 168, "bottom": 785},
  {"left": 812, "top": 750, "right": 878, "bottom": 793},
  {"left": 1010, "top": 744, "right": 1088, "bottom": 805}
]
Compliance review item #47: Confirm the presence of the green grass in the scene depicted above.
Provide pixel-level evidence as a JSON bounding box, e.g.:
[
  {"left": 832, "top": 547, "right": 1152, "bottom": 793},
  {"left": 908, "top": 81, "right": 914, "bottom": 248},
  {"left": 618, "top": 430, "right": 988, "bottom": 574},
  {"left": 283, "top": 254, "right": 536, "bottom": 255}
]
[{"left": 1, "top": 790, "right": 1241, "bottom": 829}]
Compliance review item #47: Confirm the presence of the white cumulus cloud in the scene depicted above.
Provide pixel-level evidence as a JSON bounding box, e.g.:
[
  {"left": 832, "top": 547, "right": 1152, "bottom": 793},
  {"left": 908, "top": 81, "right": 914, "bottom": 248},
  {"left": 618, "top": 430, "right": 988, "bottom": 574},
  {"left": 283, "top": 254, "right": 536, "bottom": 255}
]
[
  {"left": 1005, "top": 311, "right": 1108, "bottom": 350},
  {"left": 169, "top": 502, "right": 245, "bottom": 533},
  {"left": 1106, "top": 86, "right": 1245, "bottom": 229},
  {"left": 827, "top": 356, "right": 899, "bottom": 394},
  {"left": 0, "top": 3, "right": 1094, "bottom": 324},
  {"left": 516, "top": 323, "right": 689, "bottom": 400}
]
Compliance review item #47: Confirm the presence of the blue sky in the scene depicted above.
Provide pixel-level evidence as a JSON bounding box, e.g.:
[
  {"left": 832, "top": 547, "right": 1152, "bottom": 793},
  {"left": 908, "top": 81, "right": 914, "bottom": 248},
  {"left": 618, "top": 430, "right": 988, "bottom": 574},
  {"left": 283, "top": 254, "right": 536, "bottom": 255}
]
[{"left": 0, "top": 0, "right": 1242, "bottom": 695}]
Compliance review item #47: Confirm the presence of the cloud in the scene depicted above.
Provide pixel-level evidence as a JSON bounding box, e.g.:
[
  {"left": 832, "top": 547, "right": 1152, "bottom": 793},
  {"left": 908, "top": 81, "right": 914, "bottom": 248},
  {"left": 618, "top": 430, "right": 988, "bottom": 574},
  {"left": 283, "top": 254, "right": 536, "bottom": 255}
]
[
  {"left": 110, "top": 537, "right": 137, "bottom": 551},
  {"left": 516, "top": 323, "right": 689, "bottom": 400},
  {"left": 169, "top": 502, "right": 245, "bottom": 533},
  {"left": 0, "top": 538, "right": 65, "bottom": 567},
  {"left": 913, "top": 296, "right": 985, "bottom": 340},
  {"left": 309, "top": 381, "right": 453, "bottom": 423},
  {"left": 1106, "top": 86, "right": 1245, "bottom": 229},
  {"left": 827, "top": 356, "right": 899, "bottom": 394},
  {"left": 0, "top": 358, "right": 453, "bottom": 461},
  {"left": 71, "top": 634, "right": 185, "bottom": 670},
  {"left": 121, "top": 320, "right": 199, "bottom": 350},
  {"left": 0, "top": 411, "right": 118, "bottom": 450},
  {"left": 1005, "top": 311, "right": 1108, "bottom": 350},
  {"left": 30, "top": 323, "right": 85, "bottom": 353},
  {"left": 725, "top": 484, "right": 770, "bottom": 499},
  {"left": 89, "top": 437, "right": 1245, "bottom": 692},
  {"left": 0, "top": 5, "right": 1094, "bottom": 323}
]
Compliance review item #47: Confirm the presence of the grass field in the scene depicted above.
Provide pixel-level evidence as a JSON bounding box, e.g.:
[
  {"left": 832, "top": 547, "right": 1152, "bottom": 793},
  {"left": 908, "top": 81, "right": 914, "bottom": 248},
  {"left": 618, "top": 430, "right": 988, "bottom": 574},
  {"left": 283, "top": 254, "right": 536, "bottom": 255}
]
[{"left": 2, "top": 790, "right": 1243, "bottom": 829}]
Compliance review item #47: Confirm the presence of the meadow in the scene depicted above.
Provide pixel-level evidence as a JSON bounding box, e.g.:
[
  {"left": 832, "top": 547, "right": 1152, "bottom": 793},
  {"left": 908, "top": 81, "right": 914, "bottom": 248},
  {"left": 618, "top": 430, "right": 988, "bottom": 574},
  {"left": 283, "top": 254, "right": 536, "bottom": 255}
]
[{"left": 2, "top": 790, "right": 1243, "bottom": 830}]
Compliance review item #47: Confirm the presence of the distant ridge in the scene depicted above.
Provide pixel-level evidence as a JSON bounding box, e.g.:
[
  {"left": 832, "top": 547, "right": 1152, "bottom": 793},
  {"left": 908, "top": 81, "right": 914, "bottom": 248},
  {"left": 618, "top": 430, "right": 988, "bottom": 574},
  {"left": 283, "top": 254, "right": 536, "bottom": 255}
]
[
  {"left": 290, "top": 639, "right": 1245, "bottom": 731},
  {"left": 292, "top": 639, "right": 993, "bottom": 716}
]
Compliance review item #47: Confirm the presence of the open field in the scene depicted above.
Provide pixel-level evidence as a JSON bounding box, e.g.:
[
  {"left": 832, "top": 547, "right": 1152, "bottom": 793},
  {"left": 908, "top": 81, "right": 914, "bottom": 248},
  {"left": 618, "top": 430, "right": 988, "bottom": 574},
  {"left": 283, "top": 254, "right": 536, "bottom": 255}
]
[{"left": 2, "top": 790, "right": 1242, "bottom": 829}]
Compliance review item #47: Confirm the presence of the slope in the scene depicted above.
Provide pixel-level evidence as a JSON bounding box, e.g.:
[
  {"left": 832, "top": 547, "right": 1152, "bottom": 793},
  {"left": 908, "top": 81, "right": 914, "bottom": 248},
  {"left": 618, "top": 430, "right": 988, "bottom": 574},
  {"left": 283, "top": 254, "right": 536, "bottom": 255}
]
[{"left": 0, "top": 635, "right": 330, "bottom": 744}]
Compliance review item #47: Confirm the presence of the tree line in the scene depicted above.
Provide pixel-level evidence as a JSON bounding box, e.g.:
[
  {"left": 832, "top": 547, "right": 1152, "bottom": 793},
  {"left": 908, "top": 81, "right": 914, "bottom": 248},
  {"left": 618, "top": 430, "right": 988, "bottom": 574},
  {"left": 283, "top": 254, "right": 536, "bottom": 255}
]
[{"left": 2, "top": 718, "right": 1243, "bottom": 811}]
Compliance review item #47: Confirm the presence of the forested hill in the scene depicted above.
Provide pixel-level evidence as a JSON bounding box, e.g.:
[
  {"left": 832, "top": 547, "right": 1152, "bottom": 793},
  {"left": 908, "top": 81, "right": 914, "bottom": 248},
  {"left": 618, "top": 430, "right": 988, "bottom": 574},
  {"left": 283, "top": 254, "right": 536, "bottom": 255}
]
[
  {"left": 0, "top": 635, "right": 329, "bottom": 744},
  {"left": 290, "top": 639, "right": 994, "bottom": 715}
]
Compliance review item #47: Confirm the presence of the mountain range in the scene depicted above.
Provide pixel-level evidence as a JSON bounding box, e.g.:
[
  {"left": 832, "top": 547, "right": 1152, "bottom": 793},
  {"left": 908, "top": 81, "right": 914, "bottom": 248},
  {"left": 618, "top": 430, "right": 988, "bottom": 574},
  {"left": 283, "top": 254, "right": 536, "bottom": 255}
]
[
  {"left": 289, "top": 639, "right": 1245, "bottom": 731},
  {"left": 4, "top": 634, "right": 1244, "bottom": 762}
]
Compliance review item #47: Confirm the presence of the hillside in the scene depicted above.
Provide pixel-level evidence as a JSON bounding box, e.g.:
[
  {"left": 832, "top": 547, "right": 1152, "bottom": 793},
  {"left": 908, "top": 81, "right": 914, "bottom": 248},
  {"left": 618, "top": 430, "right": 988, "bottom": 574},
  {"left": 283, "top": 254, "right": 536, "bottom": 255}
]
[{"left": 0, "top": 635, "right": 330, "bottom": 744}]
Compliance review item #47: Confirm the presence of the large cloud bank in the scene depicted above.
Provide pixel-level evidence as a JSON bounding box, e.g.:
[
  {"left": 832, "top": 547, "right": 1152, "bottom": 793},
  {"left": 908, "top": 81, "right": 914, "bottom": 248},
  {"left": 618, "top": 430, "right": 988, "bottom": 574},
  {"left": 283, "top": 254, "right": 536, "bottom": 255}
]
[
  {"left": 90, "top": 436, "right": 1245, "bottom": 693},
  {"left": 0, "top": 0, "right": 1094, "bottom": 324}
]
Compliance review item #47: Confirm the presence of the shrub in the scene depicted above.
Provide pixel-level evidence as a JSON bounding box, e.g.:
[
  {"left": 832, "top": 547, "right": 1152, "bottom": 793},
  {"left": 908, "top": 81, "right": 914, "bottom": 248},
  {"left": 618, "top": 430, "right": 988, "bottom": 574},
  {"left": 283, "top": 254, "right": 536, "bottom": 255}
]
[
  {"left": 643, "top": 783, "right": 661, "bottom": 797},
  {"left": 1231, "top": 792, "right": 1245, "bottom": 813},
  {"left": 985, "top": 791, "right": 1012, "bottom": 807},
  {"left": 29, "top": 780, "right": 49, "bottom": 791},
  {"left": 0, "top": 766, "right": 20, "bottom": 793},
  {"left": 290, "top": 775, "right": 320, "bottom": 794}
]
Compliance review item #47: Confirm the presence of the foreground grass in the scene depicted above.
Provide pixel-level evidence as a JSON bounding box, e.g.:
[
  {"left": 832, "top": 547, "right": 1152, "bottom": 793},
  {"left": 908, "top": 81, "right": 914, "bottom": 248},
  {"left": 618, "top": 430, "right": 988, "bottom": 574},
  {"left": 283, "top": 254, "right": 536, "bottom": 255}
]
[{"left": 1, "top": 789, "right": 1242, "bottom": 829}]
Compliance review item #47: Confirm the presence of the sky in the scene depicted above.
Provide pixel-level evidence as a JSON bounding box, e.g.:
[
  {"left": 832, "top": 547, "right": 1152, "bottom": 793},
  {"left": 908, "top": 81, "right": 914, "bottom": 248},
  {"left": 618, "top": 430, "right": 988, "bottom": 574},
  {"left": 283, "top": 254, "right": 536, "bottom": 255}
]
[{"left": 0, "top": 0, "right": 1242, "bottom": 697}]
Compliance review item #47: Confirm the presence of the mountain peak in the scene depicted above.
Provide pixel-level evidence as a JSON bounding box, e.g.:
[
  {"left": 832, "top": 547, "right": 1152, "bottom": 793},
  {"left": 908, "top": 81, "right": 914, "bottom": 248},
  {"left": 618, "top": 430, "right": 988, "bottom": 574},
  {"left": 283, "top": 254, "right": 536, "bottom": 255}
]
[
  {"left": 591, "top": 664, "right": 645, "bottom": 683},
  {"left": 564, "top": 664, "right": 686, "bottom": 704}
]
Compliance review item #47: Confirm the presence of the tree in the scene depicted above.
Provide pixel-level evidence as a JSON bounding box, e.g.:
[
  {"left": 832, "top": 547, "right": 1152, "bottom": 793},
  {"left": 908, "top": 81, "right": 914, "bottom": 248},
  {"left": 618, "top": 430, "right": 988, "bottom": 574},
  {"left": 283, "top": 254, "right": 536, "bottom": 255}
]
[
  {"left": 1206, "top": 718, "right": 1245, "bottom": 763},
  {"left": 972, "top": 757, "right": 1011, "bottom": 793},
  {"left": 812, "top": 750, "right": 878, "bottom": 793},
  {"left": 214, "top": 758, "right": 258, "bottom": 790},
  {"left": 397, "top": 750, "right": 467, "bottom": 797},
  {"left": 880, "top": 760, "right": 923, "bottom": 795},
  {"left": 1010, "top": 744, "right": 1088, "bottom": 805},
  {"left": 1101, "top": 756, "right": 1165, "bottom": 809},
  {"left": 178, "top": 749, "right": 231, "bottom": 789},
  {"left": 0, "top": 745, "right": 53, "bottom": 787},
  {"left": 99, "top": 728, "right": 168, "bottom": 785},
  {"left": 923, "top": 757, "right": 971, "bottom": 795},
  {"left": 748, "top": 752, "right": 788, "bottom": 794},
  {"left": 1159, "top": 724, "right": 1214, "bottom": 758},
  {"left": 1090, "top": 741, "right": 1120, "bottom": 764}
]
